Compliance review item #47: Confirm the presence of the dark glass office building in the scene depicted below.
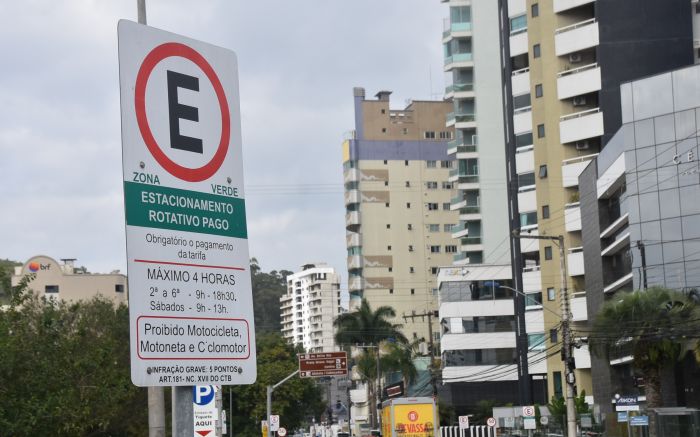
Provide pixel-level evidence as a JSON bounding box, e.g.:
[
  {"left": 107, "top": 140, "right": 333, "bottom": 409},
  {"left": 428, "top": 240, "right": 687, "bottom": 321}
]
[{"left": 580, "top": 64, "right": 700, "bottom": 413}]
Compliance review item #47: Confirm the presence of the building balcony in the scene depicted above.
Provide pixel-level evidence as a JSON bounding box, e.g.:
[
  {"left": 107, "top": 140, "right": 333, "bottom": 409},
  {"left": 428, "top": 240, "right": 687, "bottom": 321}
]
[
  {"left": 600, "top": 213, "right": 629, "bottom": 239},
  {"left": 442, "top": 332, "right": 516, "bottom": 351},
  {"left": 344, "top": 189, "right": 359, "bottom": 206},
  {"left": 511, "top": 67, "right": 530, "bottom": 96},
  {"left": 604, "top": 272, "right": 633, "bottom": 294},
  {"left": 447, "top": 137, "right": 478, "bottom": 156},
  {"left": 453, "top": 252, "right": 469, "bottom": 263},
  {"left": 443, "top": 18, "right": 472, "bottom": 39},
  {"left": 564, "top": 202, "right": 581, "bottom": 232},
  {"left": 554, "top": 0, "right": 596, "bottom": 14},
  {"left": 559, "top": 108, "right": 604, "bottom": 144},
  {"left": 346, "top": 232, "right": 360, "bottom": 248},
  {"left": 350, "top": 388, "right": 368, "bottom": 404},
  {"left": 557, "top": 63, "right": 601, "bottom": 100},
  {"left": 518, "top": 188, "right": 537, "bottom": 213},
  {"left": 445, "top": 82, "right": 474, "bottom": 96},
  {"left": 554, "top": 18, "right": 599, "bottom": 57},
  {"left": 520, "top": 227, "right": 540, "bottom": 253},
  {"left": 573, "top": 345, "right": 592, "bottom": 369},
  {"left": 601, "top": 232, "right": 630, "bottom": 257},
  {"left": 509, "top": 29, "right": 528, "bottom": 57},
  {"left": 513, "top": 107, "right": 532, "bottom": 135},
  {"left": 349, "top": 276, "right": 363, "bottom": 292},
  {"left": 344, "top": 168, "right": 359, "bottom": 183},
  {"left": 347, "top": 255, "right": 362, "bottom": 271},
  {"left": 561, "top": 153, "right": 598, "bottom": 188},
  {"left": 446, "top": 111, "right": 476, "bottom": 127},
  {"left": 567, "top": 247, "right": 585, "bottom": 277},
  {"left": 450, "top": 195, "right": 467, "bottom": 211},
  {"left": 515, "top": 145, "right": 534, "bottom": 174},
  {"left": 459, "top": 206, "right": 481, "bottom": 222},
  {"left": 448, "top": 167, "right": 479, "bottom": 184},
  {"left": 345, "top": 211, "right": 360, "bottom": 231},
  {"left": 570, "top": 292, "right": 588, "bottom": 321},
  {"left": 460, "top": 236, "right": 483, "bottom": 252},
  {"left": 444, "top": 53, "right": 473, "bottom": 70},
  {"left": 451, "top": 223, "right": 469, "bottom": 239},
  {"left": 522, "top": 265, "right": 542, "bottom": 293}
]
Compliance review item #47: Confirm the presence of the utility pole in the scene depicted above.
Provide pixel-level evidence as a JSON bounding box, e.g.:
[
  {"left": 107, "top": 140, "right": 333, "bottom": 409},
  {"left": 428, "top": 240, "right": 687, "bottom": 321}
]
[
  {"left": 267, "top": 370, "right": 299, "bottom": 437},
  {"left": 637, "top": 241, "right": 648, "bottom": 290},
  {"left": 513, "top": 232, "right": 577, "bottom": 437},
  {"left": 402, "top": 311, "right": 439, "bottom": 395}
]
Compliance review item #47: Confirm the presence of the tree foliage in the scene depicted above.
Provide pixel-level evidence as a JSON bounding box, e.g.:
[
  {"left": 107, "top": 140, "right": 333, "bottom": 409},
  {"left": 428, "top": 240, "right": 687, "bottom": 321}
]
[
  {"left": 0, "top": 258, "right": 21, "bottom": 304},
  {"left": 251, "top": 258, "right": 293, "bottom": 334},
  {"left": 225, "top": 333, "right": 325, "bottom": 435},
  {"left": 0, "top": 279, "right": 147, "bottom": 435}
]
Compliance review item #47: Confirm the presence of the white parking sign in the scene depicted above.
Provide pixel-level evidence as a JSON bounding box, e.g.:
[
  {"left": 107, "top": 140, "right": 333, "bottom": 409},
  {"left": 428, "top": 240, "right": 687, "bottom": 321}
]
[{"left": 118, "top": 20, "right": 256, "bottom": 387}]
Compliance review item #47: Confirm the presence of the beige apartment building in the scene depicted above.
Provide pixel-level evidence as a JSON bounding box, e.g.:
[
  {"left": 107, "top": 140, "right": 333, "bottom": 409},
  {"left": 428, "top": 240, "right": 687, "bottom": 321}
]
[
  {"left": 342, "top": 88, "right": 457, "bottom": 345},
  {"left": 11, "top": 255, "right": 128, "bottom": 304}
]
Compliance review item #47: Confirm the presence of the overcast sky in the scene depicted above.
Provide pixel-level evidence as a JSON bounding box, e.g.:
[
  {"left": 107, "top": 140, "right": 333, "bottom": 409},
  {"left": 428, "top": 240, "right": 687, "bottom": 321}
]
[{"left": 0, "top": 1, "right": 446, "bottom": 285}]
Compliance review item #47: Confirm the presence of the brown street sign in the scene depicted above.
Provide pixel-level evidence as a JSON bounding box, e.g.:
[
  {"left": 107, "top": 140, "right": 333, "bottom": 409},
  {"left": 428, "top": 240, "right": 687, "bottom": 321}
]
[{"left": 298, "top": 352, "right": 348, "bottom": 378}]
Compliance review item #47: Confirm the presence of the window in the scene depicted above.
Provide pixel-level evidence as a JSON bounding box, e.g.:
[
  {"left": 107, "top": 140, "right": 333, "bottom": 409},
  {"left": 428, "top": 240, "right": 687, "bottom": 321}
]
[
  {"left": 115, "top": 284, "right": 125, "bottom": 292},
  {"left": 528, "top": 333, "right": 545, "bottom": 350},
  {"left": 406, "top": 202, "right": 411, "bottom": 209},
  {"left": 539, "top": 164, "right": 548, "bottom": 178},
  {"left": 402, "top": 127, "right": 408, "bottom": 135},
  {"left": 553, "top": 371, "right": 563, "bottom": 398},
  {"left": 446, "top": 245, "right": 458, "bottom": 253},
  {"left": 381, "top": 109, "right": 386, "bottom": 114},
  {"left": 547, "top": 287, "right": 556, "bottom": 301},
  {"left": 430, "top": 245, "right": 441, "bottom": 253},
  {"left": 424, "top": 131, "right": 436, "bottom": 139},
  {"left": 513, "top": 93, "right": 531, "bottom": 110},
  {"left": 696, "top": 2, "right": 700, "bottom": 13},
  {"left": 520, "top": 212, "right": 538, "bottom": 227},
  {"left": 410, "top": 267, "right": 415, "bottom": 273},
  {"left": 516, "top": 132, "right": 533, "bottom": 148},
  {"left": 443, "top": 203, "right": 451, "bottom": 211},
  {"left": 385, "top": 202, "right": 390, "bottom": 207},
  {"left": 531, "top": 3, "right": 539, "bottom": 17},
  {"left": 388, "top": 267, "right": 393, "bottom": 272},
  {"left": 542, "top": 205, "right": 550, "bottom": 219},
  {"left": 439, "top": 131, "right": 452, "bottom": 139},
  {"left": 427, "top": 160, "right": 437, "bottom": 168},
  {"left": 545, "top": 246, "right": 553, "bottom": 260},
  {"left": 441, "top": 160, "right": 452, "bottom": 168},
  {"left": 442, "top": 181, "right": 453, "bottom": 189},
  {"left": 429, "top": 224, "right": 440, "bottom": 232},
  {"left": 409, "top": 245, "right": 414, "bottom": 252},
  {"left": 535, "top": 84, "right": 543, "bottom": 98},
  {"left": 444, "top": 223, "right": 455, "bottom": 232},
  {"left": 45, "top": 285, "right": 59, "bottom": 293},
  {"left": 405, "top": 160, "right": 409, "bottom": 166},
  {"left": 426, "top": 181, "right": 438, "bottom": 189},
  {"left": 383, "top": 160, "right": 388, "bottom": 165},
  {"left": 386, "top": 224, "right": 391, "bottom": 229},
  {"left": 518, "top": 172, "right": 536, "bottom": 188},
  {"left": 428, "top": 203, "right": 439, "bottom": 210},
  {"left": 389, "top": 289, "right": 394, "bottom": 294},
  {"left": 431, "top": 267, "right": 439, "bottom": 275},
  {"left": 407, "top": 224, "right": 413, "bottom": 230},
  {"left": 550, "top": 328, "right": 559, "bottom": 343},
  {"left": 510, "top": 14, "right": 527, "bottom": 32},
  {"left": 405, "top": 181, "right": 411, "bottom": 187},
  {"left": 525, "top": 292, "right": 543, "bottom": 307},
  {"left": 411, "top": 289, "right": 415, "bottom": 295},
  {"left": 537, "top": 123, "right": 545, "bottom": 138},
  {"left": 384, "top": 181, "right": 389, "bottom": 186},
  {"left": 533, "top": 43, "right": 541, "bottom": 58},
  {"left": 387, "top": 245, "right": 392, "bottom": 251}
]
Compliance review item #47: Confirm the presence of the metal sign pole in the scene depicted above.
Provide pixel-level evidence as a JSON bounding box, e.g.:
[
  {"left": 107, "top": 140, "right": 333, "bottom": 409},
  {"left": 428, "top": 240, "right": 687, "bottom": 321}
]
[{"left": 172, "top": 386, "right": 194, "bottom": 437}]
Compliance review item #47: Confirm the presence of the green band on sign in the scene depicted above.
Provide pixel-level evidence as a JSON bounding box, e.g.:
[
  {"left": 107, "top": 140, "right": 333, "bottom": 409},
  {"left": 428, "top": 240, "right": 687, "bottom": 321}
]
[{"left": 124, "top": 181, "right": 247, "bottom": 239}]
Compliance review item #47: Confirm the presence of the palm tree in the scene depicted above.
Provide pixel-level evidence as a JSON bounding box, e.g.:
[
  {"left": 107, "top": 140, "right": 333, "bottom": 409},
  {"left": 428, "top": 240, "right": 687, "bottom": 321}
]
[
  {"left": 588, "top": 287, "right": 700, "bottom": 437},
  {"left": 381, "top": 338, "right": 422, "bottom": 390},
  {"left": 334, "top": 298, "right": 407, "bottom": 428}
]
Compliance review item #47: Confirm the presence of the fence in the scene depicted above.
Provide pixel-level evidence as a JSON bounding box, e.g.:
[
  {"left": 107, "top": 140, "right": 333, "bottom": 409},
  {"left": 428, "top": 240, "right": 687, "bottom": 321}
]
[{"left": 440, "top": 425, "right": 495, "bottom": 437}]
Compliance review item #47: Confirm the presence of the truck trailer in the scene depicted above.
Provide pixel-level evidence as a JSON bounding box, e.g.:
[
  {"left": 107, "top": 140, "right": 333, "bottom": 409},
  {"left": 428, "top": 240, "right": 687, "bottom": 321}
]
[{"left": 380, "top": 397, "right": 438, "bottom": 437}]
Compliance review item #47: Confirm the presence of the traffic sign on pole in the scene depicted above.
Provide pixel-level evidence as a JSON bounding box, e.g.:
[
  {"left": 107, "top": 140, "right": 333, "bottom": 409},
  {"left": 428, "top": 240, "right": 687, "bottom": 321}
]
[
  {"left": 193, "top": 386, "right": 217, "bottom": 437},
  {"left": 118, "top": 20, "right": 256, "bottom": 387},
  {"left": 486, "top": 417, "right": 496, "bottom": 427},
  {"left": 278, "top": 427, "right": 287, "bottom": 436},
  {"left": 269, "top": 415, "right": 279, "bottom": 432},
  {"left": 298, "top": 352, "right": 348, "bottom": 378}
]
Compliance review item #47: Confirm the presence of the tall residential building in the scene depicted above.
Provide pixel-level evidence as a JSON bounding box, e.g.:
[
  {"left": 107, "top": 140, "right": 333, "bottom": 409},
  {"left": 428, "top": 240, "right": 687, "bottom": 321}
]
[
  {"left": 280, "top": 263, "right": 342, "bottom": 353},
  {"left": 579, "top": 64, "right": 700, "bottom": 412},
  {"left": 11, "top": 255, "right": 128, "bottom": 305},
  {"left": 342, "top": 88, "right": 457, "bottom": 344},
  {"left": 501, "top": 0, "right": 695, "bottom": 402}
]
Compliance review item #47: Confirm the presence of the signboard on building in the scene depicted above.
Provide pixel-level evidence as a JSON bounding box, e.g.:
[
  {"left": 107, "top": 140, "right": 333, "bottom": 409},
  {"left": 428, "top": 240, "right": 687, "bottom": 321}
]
[
  {"left": 298, "top": 352, "right": 348, "bottom": 377},
  {"left": 458, "top": 416, "right": 469, "bottom": 429},
  {"left": 118, "top": 20, "right": 256, "bottom": 387},
  {"left": 630, "top": 415, "right": 649, "bottom": 427},
  {"left": 615, "top": 396, "right": 640, "bottom": 412}
]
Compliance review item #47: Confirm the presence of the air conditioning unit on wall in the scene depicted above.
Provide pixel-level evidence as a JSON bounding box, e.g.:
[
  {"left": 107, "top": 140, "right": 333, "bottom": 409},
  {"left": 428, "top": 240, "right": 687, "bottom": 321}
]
[
  {"left": 573, "top": 96, "right": 587, "bottom": 107},
  {"left": 569, "top": 53, "right": 582, "bottom": 63}
]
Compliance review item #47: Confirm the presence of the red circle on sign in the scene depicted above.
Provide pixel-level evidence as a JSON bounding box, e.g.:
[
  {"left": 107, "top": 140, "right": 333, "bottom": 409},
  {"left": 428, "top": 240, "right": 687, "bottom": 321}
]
[
  {"left": 408, "top": 411, "right": 419, "bottom": 422},
  {"left": 135, "top": 42, "right": 231, "bottom": 182}
]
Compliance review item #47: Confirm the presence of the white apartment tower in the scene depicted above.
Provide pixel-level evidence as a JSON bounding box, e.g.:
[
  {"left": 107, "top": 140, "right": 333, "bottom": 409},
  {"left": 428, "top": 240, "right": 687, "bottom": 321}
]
[{"left": 280, "top": 263, "right": 343, "bottom": 353}]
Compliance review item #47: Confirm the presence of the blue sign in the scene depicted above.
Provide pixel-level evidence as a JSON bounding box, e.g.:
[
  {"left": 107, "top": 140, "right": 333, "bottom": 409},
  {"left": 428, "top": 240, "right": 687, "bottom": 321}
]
[
  {"left": 617, "top": 412, "right": 628, "bottom": 423},
  {"left": 193, "top": 385, "right": 215, "bottom": 406},
  {"left": 630, "top": 415, "right": 649, "bottom": 427}
]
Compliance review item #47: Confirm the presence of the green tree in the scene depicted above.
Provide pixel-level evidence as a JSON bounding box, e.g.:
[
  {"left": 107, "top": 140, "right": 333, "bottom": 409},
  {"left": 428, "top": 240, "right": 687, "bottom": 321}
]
[
  {"left": 334, "top": 298, "right": 407, "bottom": 427},
  {"left": 381, "top": 338, "right": 421, "bottom": 389},
  {"left": 225, "top": 333, "right": 324, "bottom": 435},
  {"left": 588, "top": 287, "right": 700, "bottom": 437},
  {"left": 0, "top": 278, "right": 147, "bottom": 435},
  {"left": 547, "top": 391, "right": 590, "bottom": 431},
  {"left": 0, "top": 258, "right": 21, "bottom": 304},
  {"left": 250, "top": 258, "right": 293, "bottom": 334}
]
